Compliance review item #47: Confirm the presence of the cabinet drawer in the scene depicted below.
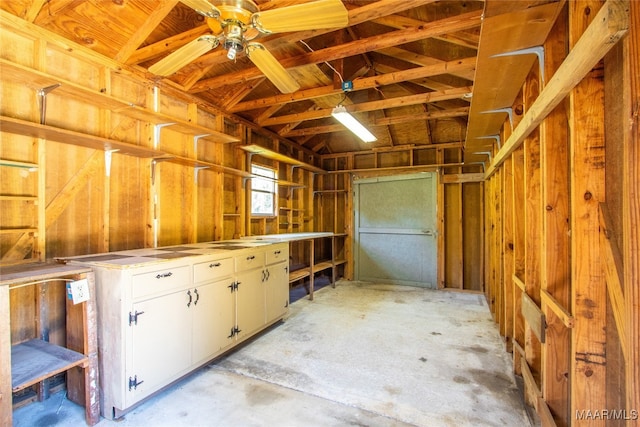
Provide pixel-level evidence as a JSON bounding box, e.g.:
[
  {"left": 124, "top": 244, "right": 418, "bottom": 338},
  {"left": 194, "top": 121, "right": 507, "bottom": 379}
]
[
  {"left": 132, "top": 266, "right": 189, "bottom": 299},
  {"left": 266, "top": 245, "right": 288, "bottom": 265},
  {"left": 235, "top": 251, "right": 264, "bottom": 271},
  {"left": 193, "top": 257, "right": 233, "bottom": 283}
]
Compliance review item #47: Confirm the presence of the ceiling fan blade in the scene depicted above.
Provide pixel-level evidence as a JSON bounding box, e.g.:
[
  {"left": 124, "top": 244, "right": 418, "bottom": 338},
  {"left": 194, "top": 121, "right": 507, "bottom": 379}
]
[
  {"left": 149, "top": 36, "right": 218, "bottom": 76},
  {"left": 180, "top": 0, "right": 220, "bottom": 18},
  {"left": 247, "top": 44, "right": 300, "bottom": 94},
  {"left": 252, "top": 0, "right": 348, "bottom": 33}
]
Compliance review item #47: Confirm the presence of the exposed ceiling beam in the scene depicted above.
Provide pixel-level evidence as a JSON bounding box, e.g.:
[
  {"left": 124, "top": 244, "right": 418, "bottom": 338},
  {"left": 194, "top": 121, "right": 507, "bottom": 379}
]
[
  {"left": 115, "top": 1, "right": 179, "bottom": 63},
  {"left": 259, "top": 86, "right": 471, "bottom": 127},
  {"left": 189, "top": 10, "right": 482, "bottom": 93},
  {"left": 230, "top": 56, "right": 476, "bottom": 112}
]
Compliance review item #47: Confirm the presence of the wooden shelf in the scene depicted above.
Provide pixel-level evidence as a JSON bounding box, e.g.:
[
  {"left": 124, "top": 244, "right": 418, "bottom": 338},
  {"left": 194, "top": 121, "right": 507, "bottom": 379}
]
[
  {"left": 155, "top": 155, "right": 253, "bottom": 178},
  {"left": 276, "top": 179, "right": 306, "bottom": 188},
  {"left": 464, "top": 2, "right": 564, "bottom": 163},
  {"left": 0, "top": 227, "right": 38, "bottom": 234},
  {"left": 0, "top": 158, "right": 38, "bottom": 170},
  {"left": 1, "top": 116, "right": 159, "bottom": 158},
  {"left": 239, "top": 144, "right": 325, "bottom": 173},
  {"left": 1, "top": 117, "right": 251, "bottom": 178},
  {"left": 11, "top": 339, "right": 87, "bottom": 392},
  {"left": 314, "top": 189, "right": 348, "bottom": 194},
  {"left": 124, "top": 106, "right": 238, "bottom": 144},
  {"left": 0, "top": 195, "right": 38, "bottom": 201},
  {"left": 0, "top": 59, "right": 239, "bottom": 145},
  {"left": 289, "top": 268, "right": 310, "bottom": 283},
  {"left": 313, "top": 260, "right": 333, "bottom": 274}
]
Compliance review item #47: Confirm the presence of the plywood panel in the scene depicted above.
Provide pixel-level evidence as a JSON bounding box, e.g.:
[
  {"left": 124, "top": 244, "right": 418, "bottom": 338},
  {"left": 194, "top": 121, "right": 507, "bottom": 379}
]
[
  {"left": 463, "top": 182, "right": 483, "bottom": 291},
  {"left": 445, "top": 183, "right": 463, "bottom": 288}
]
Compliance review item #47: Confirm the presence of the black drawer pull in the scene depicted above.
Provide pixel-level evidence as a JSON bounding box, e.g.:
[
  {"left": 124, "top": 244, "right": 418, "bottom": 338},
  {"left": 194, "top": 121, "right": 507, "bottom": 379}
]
[
  {"left": 209, "top": 262, "right": 222, "bottom": 268},
  {"left": 274, "top": 250, "right": 281, "bottom": 255},
  {"left": 156, "top": 272, "right": 173, "bottom": 279},
  {"left": 246, "top": 255, "right": 255, "bottom": 260}
]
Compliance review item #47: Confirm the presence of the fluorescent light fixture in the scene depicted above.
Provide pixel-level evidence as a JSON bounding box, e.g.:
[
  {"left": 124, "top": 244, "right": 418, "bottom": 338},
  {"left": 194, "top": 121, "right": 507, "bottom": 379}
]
[{"left": 331, "top": 105, "right": 377, "bottom": 143}]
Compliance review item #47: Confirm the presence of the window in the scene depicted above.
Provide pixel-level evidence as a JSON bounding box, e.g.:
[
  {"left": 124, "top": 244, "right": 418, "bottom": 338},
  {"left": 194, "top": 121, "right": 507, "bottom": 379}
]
[{"left": 251, "top": 164, "right": 277, "bottom": 216}]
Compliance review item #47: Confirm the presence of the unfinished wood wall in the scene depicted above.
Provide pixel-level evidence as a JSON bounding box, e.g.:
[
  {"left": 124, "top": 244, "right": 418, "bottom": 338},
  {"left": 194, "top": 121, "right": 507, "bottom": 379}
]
[{"left": 483, "top": 1, "right": 639, "bottom": 426}]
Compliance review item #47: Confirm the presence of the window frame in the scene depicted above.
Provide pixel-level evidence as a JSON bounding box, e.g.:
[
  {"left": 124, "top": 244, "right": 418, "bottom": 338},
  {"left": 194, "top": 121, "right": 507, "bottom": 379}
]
[{"left": 250, "top": 163, "right": 278, "bottom": 217}]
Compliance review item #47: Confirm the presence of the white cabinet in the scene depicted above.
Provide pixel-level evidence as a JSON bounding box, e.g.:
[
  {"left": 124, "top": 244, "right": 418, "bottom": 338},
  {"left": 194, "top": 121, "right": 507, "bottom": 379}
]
[
  {"left": 233, "top": 243, "right": 289, "bottom": 340},
  {"left": 63, "top": 241, "right": 289, "bottom": 420},
  {"left": 265, "top": 246, "right": 289, "bottom": 323}
]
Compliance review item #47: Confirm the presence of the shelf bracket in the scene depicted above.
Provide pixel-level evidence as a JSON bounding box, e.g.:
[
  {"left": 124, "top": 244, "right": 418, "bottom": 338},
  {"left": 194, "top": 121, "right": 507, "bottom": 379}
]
[
  {"left": 194, "top": 166, "right": 209, "bottom": 183},
  {"left": 475, "top": 134, "right": 502, "bottom": 149},
  {"left": 480, "top": 107, "right": 514, "bottom": 132},
  {"left": 104, "top": 149, "right": 119, "bottom": 177},
  {"left": 491, "top": 46, "right": 545, "bottom": 85},
  {"left": 37, "top": 84, "right": 61, "bottom": 125},
  {"left": 153, "top": 123, "right": 175, "bottom": 149},
  {"left": 150, "top": 157, "right": 173, "bottom": 185}
]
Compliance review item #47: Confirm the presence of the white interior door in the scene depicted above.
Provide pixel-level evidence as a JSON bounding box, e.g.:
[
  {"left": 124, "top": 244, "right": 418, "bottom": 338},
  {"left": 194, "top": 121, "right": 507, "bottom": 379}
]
[{"left": 354, "top": 173, "right": 437, "bottom": 288}]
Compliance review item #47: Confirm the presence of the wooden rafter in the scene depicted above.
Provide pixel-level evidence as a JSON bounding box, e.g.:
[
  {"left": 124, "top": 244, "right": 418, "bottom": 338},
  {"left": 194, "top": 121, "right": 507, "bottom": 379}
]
[
  {"left": 258, "top": 86, "right": 471, "bottom": 127},
  {"left": 188, "top": 10, "right": 482, "bottom": 93}
]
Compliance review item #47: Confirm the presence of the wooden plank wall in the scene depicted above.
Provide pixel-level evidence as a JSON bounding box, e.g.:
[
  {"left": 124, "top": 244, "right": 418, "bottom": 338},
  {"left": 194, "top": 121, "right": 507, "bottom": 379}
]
[{"left": 483, "top": 1, "right": 639, "bottom": 426}]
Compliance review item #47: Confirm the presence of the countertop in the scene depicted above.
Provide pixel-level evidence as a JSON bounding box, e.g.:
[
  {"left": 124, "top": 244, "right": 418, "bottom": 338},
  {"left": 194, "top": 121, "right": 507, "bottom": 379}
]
[{"left": 58, "top": 239, "right": 282, "bottom": 269}]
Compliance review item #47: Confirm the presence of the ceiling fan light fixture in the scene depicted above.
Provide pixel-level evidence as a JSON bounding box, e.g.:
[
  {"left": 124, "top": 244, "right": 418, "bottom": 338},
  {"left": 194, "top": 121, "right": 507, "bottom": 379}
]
[
  {"left": 331, "top": 105, "right": 377, "bottom": 143},
  {"left": 246, "top": 43, "right": 300, "bottom": 94}
]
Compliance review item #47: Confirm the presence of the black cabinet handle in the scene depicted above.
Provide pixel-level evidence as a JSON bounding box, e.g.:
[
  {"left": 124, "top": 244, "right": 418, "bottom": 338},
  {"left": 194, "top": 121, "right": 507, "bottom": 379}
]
[
  {"left": 156, "top": 272, "right": 173, "bottom": 279},
  {"left": 209, "top": 262, "right": 221, "bottom": 268},
  {"left": 187, "top": 290, "right": 192, "bottom": 307},
  {"left": 193, "top": 289, "right": 200, "bottom": 305},
  {"left": 246, "top": 255, "right": 255, "bottom": 261}
]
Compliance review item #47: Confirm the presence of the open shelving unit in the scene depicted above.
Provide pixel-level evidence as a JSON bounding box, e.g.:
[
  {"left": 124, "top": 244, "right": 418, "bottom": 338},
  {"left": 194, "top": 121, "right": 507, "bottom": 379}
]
[{"left": 0, "top": 263, "right": 99, "bottom": 426}]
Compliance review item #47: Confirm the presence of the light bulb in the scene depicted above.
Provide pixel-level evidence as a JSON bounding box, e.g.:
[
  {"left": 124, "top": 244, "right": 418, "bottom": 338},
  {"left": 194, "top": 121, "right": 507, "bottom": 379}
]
[{"left": 227, "top": 46, "right": 237, "bottom": 60}]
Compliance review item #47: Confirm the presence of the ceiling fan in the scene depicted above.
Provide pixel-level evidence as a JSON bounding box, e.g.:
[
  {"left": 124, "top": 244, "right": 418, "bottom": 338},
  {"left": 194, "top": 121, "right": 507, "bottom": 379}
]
[{"left": 148, "top": 0, "right": 349, "bottom": 93}]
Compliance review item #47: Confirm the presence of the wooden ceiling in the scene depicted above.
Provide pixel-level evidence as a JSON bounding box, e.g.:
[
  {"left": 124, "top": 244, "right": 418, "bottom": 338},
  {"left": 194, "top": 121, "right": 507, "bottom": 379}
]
[{"left": 1, "top": 0, "right": 564, "bottom": 160}]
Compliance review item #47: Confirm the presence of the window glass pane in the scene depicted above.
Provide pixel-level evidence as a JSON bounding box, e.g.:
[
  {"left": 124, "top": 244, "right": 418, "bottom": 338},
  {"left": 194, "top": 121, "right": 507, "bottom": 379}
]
[
  {"left": 252, "top": 177, "right": 274, "bottom": 192},
  {"left": 250, "top": 164, "right": 277, "bottom": 215},
  {"left": 252, "top": 191, "right": 274, "bottom": 215}
]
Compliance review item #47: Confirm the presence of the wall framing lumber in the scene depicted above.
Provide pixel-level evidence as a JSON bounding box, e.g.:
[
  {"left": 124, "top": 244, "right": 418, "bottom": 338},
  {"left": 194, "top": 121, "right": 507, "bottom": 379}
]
[
  {"left": 485, "top": 0, "right": 630, "bottom": 178},
  {"left": 569, "top": 2, "right": 609, "bottom": 424},
  {"left": 539, "top": 5, "right": 571, "bottom": 425},
  {"left": 599, "top": 203, "right": 627, "bottom": 360},
  {"left": 522, "top": 292, "right": 546, "bottom": 344},
  {"left": 623, "top": 1, "right": 640, "bottom": 415},
  {"left": 502, "top": 156, "right": 514, "bottom": 352},
  {"left": 45, "top": 151, "right": 102, "bottom": 229},
  {"left": 540, "top": 290, "right": 574, "bottom": 330}
]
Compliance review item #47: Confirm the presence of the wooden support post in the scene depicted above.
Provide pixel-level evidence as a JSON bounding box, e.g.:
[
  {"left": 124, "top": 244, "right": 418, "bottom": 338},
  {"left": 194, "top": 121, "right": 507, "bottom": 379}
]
[
  {"left": 523, "top": 64, "right": 543, "bottom": 408},
  {"left": 540, "top": 5, "right": 571, "bottom": 426},
  {"left": 494, "top": 170, "right": 503, "bottom": 331},
  {"left": 502, "top": 156, "right": 514, "bottom": 353},
  {"left": 623, "top": 0, "right": 640, "bottom": 420},
  {"left": 437, "top": 149, "right": 445, "bottom": 289},
  {"left": 512, "top": 145, "right": 526, "bottom": 376},
  {"left": 569, "top": 2, "right": 608, "bottom": 424}
]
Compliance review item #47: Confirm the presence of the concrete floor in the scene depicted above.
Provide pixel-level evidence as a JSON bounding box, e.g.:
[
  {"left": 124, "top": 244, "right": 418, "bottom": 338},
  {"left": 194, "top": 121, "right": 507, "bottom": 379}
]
[{"left": 13, "top": 281, "right": 538, "bottom": 427}]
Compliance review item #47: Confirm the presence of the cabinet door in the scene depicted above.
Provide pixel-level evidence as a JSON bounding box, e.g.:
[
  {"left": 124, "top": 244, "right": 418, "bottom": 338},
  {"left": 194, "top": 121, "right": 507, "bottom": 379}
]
[
  {"left": 235, "top": 267, "right": 265, "bottom": 339},
  {"left": 191, "top": 279, "right": 235, "bottom": 363},
  {"left": 265, "top": 261, "right": 289, "bottom": 323},
  {"left": 128, "top": 290, "right": 191, "bottom": 405}
]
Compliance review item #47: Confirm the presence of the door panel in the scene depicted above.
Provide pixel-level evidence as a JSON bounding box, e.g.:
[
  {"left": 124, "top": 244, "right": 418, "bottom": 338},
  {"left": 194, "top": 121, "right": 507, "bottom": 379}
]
[{"left": 354, "top": 173, "right": 437, "bottom": 288}]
